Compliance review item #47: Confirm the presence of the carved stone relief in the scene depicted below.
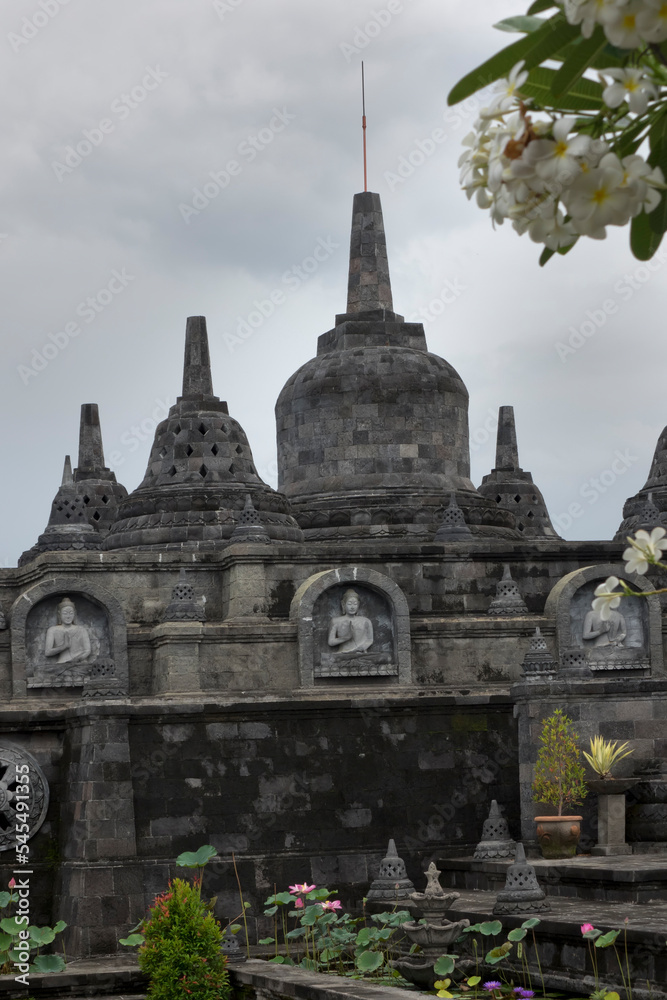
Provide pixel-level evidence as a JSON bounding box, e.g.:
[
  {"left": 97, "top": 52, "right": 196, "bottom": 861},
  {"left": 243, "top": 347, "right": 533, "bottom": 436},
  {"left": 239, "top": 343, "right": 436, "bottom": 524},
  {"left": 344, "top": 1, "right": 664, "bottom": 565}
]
[
  {"left": 26, "top": 595, "right": 110, "bottom": 688},
  {"left": 0, "top": 743, "right": 49, "bottom": 852},
  {"left": 291, "top": 566, "right": 411, "bottom": 686}
]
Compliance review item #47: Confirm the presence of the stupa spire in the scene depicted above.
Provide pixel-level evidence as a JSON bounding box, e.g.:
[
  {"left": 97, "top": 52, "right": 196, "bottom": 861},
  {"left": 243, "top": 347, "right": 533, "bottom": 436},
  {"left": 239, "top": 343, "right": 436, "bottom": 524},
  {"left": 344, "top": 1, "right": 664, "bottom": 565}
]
[
  {"left": 181, "top": 316, "right": 215, "bottom": 399},
  {"left": 495, "top": 405, "right": 521, "bottom": 472},
  {"left": 76, "top": 403, "right": 107, "bottom": 477},
  {"left": 61, "top": 455, "right": 73, "bottom": 486},
  {"left": 345, "top": 192, "right": 394, "bottom": 316}
]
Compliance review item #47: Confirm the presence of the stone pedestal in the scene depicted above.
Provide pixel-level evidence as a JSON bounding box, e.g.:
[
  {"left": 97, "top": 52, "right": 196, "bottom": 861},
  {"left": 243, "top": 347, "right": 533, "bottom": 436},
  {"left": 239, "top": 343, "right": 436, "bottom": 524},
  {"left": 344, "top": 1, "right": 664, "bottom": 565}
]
[
  {"left": 593, "top": 792, "right": 633, "bottom": 856},
  {"left": 151, "top": 621, "right": 204, "bottom": 694}
]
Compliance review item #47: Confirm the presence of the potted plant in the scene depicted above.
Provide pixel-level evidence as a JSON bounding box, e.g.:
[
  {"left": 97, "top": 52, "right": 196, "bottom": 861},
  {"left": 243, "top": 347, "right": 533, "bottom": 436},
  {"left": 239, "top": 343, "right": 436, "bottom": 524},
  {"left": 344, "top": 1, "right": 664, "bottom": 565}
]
[
  {"left": 532, "top": 709, "right": 588, "bottom": 858},
  {"left": 583, "top": 736, "right": 635, "bottom": 794}
]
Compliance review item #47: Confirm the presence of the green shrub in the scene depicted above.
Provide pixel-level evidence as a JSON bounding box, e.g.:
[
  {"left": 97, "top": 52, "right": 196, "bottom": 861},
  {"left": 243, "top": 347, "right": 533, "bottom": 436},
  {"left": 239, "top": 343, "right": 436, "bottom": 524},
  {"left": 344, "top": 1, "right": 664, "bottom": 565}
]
[{"left": 138, "top": 877, "right": 230, "bottom": 1000}]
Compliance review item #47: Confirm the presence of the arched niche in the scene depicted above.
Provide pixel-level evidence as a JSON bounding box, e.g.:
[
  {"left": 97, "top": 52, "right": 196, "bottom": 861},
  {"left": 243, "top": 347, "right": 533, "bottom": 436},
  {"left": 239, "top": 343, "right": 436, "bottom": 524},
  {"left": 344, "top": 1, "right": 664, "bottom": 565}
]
[
  {"left": 290, "top": 566, "right": 411, "bottom": 687},
  {"left": 10, "top": 578, "right": 128, "bottom": 698}
]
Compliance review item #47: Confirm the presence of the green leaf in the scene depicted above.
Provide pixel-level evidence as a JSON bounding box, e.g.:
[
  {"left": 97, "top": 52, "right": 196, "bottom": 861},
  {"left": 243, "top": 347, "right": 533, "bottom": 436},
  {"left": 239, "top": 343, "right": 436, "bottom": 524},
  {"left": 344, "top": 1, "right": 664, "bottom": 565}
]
[
  {"left": 550, "top": 27, "right": 607, "bottom": 99},
  {"left": 521, "top": 917, "right": 541, "bottom": 929},
  {"left": 53, "top": 920, "right": 67, "bottom": 934},
  {"left": 468, "top": 977, "right": 482, "bottom": 987},
  {"left": 29, "top": 927, "right": 55, "bottom": 945},
  {"left": 175, "top": 845, "right": 217, "bottom": 868},
  {"left": 486, "top": 942, "right": 513, "bottom": 964},
  {"left": 480, "top": 920, "right": 503, "bottom": 936},
  {"left": 356, "top": 950, "right": 384, "bottom": 972},
  {"left": 32, "top": 954, "right": 66, "bottom": 973},
  {"left": 263, "top": 905, "right": 278, "bottom": 916},
  {"left": 258, "top": 937, "right": 275, "bottom": 945},
  {"left": 508, "top": 927, "right": 527, "bottom": 941},
  {"left": 494, "top": 16, "right": 546, "bottom": 33},
  {"left": 300, "top": 904, "right": 323, "bottom": 926},
  {"left": 268, "top": 955, "right": 285, "bottom": 964},
  {"left": 448, "top": 13, "right": 578, "bottom": 105},
  {"left": 356, "top": 927, "right": 374, "bottom": 946},
  {"left": 0, "top": 917, "right": 23, "bottom": 936},
  {"left": 522, "top": 66, "right": 604, "bottom": 110},
  {"left": 433, "top": 955, "right": 456, "bottom": 975},
  {"left": 119, "top": 933, "right": 145, "bottom": 947},
  {"left": 527, "top": 0, "right": 557, "bottom": 11},
  {"left": 0, "top": 933, "right": 12, "bottom": 950},
  {"left": 631, "top": 209, "right": 664, "bottom": 261},
  {"left": 266, "top": 891, "right": 298, "bottom": 906},
  {"left": 595, "top": 929, "right": 621, "bottom": 948},
  {"left": 286, "top": 927, "right": 306, "bottom": 939},
  {"left": 613, "top": 116, "right": 650, "bottom": 158},
  {"left": 300, "top": 957, "right": 319, "bottom": 971},
  {"left": 0, "top": 892, "right": 11, "bottom": 908}
]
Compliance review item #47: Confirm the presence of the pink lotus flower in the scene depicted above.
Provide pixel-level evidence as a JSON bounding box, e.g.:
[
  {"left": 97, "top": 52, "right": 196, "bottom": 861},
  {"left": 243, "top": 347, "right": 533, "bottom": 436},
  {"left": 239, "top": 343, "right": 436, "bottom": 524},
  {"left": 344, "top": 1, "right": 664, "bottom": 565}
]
[
  {"left": 8, "top": 879, "right": 15, "bottom": 888},
  {"left": 581, "top": 922, "right": 595, "bottom": 934},
  {"left": 320, "top": 900, "right": 342, "bottom": 912},
  {"left": 289, "top": 883, "right": 316, "bottom": 894},
  {"left": 294, "top": 898, "right": 304, "bottom": 908}
]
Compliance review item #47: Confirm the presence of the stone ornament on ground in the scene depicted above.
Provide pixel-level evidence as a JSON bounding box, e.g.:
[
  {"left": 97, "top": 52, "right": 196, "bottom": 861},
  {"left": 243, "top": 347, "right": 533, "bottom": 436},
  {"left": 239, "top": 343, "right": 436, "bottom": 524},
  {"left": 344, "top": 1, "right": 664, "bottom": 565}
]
[
  {"left": 366, "top": 838, "right": 415, "bottom": 902},
  {"left": 492, "top": 843, "right": 550, "bottom": 915},
  {"left": 474, "top": 799, "right": 516, "bottom": 860},
  {"left": 0, "top": 743, "right": 49, "bottom": 852}
]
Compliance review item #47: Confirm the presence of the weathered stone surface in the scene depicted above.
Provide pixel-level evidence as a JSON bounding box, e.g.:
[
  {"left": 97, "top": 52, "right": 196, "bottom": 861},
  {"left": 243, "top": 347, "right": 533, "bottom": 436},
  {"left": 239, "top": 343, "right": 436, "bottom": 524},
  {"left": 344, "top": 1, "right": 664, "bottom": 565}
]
[
  {"left": 493, "top": 842, "right": 550, "bottom": 914},
  {"left": 478, "top": 406, "right": 560, "bottom": 539},
  {"left": 616, "top": 426, "right": 667, "bottom": 539},
  {"left": 487, "top": 564, "right": 528, "bottom": 616},
  {"left": 474, "top": 799, "right": 516, "bottom": 859}
]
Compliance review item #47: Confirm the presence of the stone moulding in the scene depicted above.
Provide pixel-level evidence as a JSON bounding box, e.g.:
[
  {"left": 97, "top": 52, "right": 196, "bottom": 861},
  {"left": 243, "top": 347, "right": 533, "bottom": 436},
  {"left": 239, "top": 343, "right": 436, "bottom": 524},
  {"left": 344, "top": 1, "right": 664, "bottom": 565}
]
[
  {"left": 290, "top": 566, "right": 411, "bottom": 687},
  {"left": 10, "top": 577, "right": 129, "bottom": 699},
  {"left": 544, "top": 562, "right": 663, "bottom": 678}
]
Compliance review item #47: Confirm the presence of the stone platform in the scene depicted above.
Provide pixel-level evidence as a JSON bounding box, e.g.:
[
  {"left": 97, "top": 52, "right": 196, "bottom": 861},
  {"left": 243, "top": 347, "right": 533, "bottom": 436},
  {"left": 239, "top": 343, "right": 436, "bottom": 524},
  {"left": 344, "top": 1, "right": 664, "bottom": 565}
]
[{"left": 439, "top": 852, "right": 667, "bottom": 903}]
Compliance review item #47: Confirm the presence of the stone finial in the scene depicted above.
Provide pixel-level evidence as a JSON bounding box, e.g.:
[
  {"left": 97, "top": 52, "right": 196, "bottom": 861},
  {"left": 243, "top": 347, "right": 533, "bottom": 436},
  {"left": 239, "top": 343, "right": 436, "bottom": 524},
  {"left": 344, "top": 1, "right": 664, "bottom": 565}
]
[
  {"left": 366, "top": 839, "right": 415, "bottom": 902},
  {"left": 487, "top": 564, "right": 528, "bottom": 616},
  {"left": 346, "top": 192, "right": 394, "bottom": 316},
  {"left": 230, "top": 495, "right": 271, "bottom": 545},
  {"left": 434, "top": 494, "right": 473, "bottom": 542},
  {"left": 495, "top": 405, "right": 520, "bottom": 472},
  {"left": 522, "top": 627, "right": 557, "bottom": 679},
  {"left": 162, "top": 569, "right": 206, "bottom": 622},
  {"left": 492, "top": 843, "right": 550, "bottom": 915},
  {"left": 474, "top": 800, "right": 516, "bottom": 859},
  {"left": 76, "top": 404, "right": 108, "bottom": 478},
  {"left": 408, "top": 863, "right": 461, "bottom": 923},
  {"left": 182, "top": 316, "right": 215, "bottom": 398},
  {"left": 61, "top": 455, "right": 73, "bottom": 486}
]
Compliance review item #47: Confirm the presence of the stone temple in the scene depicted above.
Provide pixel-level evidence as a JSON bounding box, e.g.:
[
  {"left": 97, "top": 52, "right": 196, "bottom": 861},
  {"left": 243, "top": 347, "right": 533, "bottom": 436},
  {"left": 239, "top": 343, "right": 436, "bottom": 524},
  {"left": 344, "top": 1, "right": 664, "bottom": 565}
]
[{"left": 1, "top": 190, "right": 666, "bottom": 960}]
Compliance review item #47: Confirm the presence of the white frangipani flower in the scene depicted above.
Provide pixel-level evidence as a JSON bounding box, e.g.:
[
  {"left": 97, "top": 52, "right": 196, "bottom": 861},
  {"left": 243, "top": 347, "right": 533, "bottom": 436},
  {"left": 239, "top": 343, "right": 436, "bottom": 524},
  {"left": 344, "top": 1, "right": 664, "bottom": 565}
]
[
  {"left": 592, "top": 576, "right": 623, "bottom": 620},
  {"left": 637, "top": 0, "right": 667, "bottom": 42},
  {"left": 599, "top": 0, "right": 646, "bottom": 48},
  {"left": 600, "top": 67, "right": 659, "bottom": 114},
  {"left": 564, "top": 0, "right": 626, "bottom": 38},
  {"left": 528, "top": 210, "right": 577, "bottom": 249},
  {"left": 562, "top": 154, "right": 633, "bottom": 238},
  {"left": 488, "top": 60, "right": 528, "bottom": 112},
  {"left": 521, "top": 116, "right": 593, "bottom": 185},
  {"left": 623, "top": 527, "right": 667, "bottom": 574}
]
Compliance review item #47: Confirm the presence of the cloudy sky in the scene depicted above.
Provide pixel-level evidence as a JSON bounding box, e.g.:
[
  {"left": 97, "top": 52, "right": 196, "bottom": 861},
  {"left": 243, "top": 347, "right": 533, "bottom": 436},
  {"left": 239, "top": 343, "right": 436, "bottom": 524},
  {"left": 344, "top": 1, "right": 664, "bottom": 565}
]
[{"left": 1, "top": 0, "right": 664, "bottom": 566}]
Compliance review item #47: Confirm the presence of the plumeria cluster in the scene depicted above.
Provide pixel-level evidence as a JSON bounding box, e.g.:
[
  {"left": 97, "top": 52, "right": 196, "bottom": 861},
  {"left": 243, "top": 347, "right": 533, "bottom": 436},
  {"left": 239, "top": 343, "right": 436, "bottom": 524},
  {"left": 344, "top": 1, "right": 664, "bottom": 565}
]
[
  {"left": 459, "top": 61, "right": 664, "bottom": 249},
  {"left": 592, "top": 526, "right": 667, "bottom": 617},
  {"left": 562, "top": 0, "right": 667, "bottom": 48}
]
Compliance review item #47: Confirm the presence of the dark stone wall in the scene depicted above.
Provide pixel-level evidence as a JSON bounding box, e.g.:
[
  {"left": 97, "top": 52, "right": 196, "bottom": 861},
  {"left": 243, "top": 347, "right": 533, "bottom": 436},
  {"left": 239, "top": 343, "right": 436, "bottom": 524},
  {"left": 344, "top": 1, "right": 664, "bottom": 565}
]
[{"left": 127, "top": 695, "right": 519, "bottom": 940}]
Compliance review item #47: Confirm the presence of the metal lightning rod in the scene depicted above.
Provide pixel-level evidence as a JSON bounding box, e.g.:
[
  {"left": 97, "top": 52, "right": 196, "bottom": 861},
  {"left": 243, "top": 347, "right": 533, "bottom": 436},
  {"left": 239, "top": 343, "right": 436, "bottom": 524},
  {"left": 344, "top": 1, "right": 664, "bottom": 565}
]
[{"left": 361, "top": 61, "right": 367, "bottom": 192}]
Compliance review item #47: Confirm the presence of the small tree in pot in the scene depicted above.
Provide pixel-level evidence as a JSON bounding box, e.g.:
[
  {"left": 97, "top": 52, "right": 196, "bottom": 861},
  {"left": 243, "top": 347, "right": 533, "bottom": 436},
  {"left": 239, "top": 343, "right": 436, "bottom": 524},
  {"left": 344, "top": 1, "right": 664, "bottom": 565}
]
[{"left": 532, "top": 709, "right": 588, "bottom": 859}]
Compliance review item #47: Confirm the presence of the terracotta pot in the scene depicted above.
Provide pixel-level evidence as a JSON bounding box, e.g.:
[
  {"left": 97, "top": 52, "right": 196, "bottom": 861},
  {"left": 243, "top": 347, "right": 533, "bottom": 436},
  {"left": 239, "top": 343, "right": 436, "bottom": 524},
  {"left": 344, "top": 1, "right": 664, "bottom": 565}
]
[{"left": 534, "top": 815, "right": 582, "bottom": 859}]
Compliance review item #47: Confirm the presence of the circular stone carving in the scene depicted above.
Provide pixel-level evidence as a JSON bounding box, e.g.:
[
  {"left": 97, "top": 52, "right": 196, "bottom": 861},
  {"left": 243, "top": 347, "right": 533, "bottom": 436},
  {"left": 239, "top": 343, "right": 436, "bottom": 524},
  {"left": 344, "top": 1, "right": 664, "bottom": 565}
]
[{"left": 0, "top": 743, "right": 49, "bottom": 852}]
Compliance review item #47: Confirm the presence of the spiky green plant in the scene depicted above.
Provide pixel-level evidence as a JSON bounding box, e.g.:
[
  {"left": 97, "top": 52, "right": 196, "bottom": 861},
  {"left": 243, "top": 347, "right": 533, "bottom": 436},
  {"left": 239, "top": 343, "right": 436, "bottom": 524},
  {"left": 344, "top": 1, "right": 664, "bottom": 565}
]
[{"left": 583, "top": 736, "right": 634, "bottom": 780}]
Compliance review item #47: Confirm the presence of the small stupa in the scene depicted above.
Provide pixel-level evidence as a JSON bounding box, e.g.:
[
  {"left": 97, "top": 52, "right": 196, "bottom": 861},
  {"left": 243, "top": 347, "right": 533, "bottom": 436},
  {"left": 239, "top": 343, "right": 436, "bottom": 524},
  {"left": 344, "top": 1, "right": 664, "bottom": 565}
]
[
  {"left": 366, "top": 839, "right": 415, "bottom": 903},
  {"left": 473, "top": 800, "right": 516, "bottom": 860},
  {"left": 521, "top": 627, "right": 557, "bottom": 679},
  {"left": 492, "top": 843, "right": 550, "bottom": 915},
  {"left": 487, "top": 564, "right": 528, "bottom": 616}
]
